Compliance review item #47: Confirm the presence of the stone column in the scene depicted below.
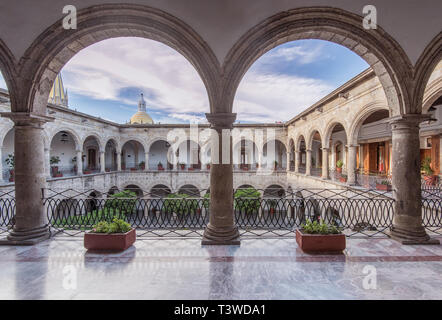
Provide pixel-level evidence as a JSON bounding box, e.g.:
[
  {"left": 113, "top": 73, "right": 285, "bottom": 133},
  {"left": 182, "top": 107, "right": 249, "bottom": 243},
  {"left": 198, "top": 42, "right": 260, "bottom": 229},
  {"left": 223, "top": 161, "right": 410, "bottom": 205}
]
[
  {"left": 305, "top": 149, "right": 312, "bottom": 175},
  {"left": 100, "top": 151, "right": 105, "bottom": 173},
  {"left": 76, "top": 150, "right": 82, "bottom": 175},
  {"left": 286, "top": 151, "right": 290, "bottom": 172},
  {"left": 389, "top": 115, "right": 439, "bottom": 244},
  {"left": 347, "top": 145, "right": 357, "bottom": 185},
  {"left": 330, "top": 146, "right": 336, "bottom": 170},
  {"left": 294, "top": 151, "right": 300, "bottom": 173},
  {"left": 322, "top": 148, "right": 329, "bottom": 179},
  {"left": 44, "top": 147, "right": 50, "bottom": 178},
  {"left": 202, "top": 113, "right": 240, "bottom": 245},
  {"left": 144, "top": 152, "right": 149, "bottom": 171},
  {"left": 0, "top": 113, "right": 53, "bottom": 244},
  {"left": 117, "top": 151, "right": 122, "bottom": 171}
]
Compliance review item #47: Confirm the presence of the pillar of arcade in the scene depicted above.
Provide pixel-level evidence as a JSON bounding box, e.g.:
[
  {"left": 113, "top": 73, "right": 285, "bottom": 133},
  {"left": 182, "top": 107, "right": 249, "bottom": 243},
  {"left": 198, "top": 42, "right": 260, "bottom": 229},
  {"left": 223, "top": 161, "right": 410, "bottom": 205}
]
[
  {"left": 76, "top": 149, "right": 83, "bottom": 175},
  {"left": 294, "top": 150, "right": 300, "bottom": 173},
  {"left": 0, "top": 113, "right": 53, "bottom": 244},
  {"left": 389, "top": 114, "right": 439, "bottom": 244},
  {"left": 117, "top": 150, "right": 122, "bottom": 171},
  {"left": 347, "top": 145, "right": 357, "bottom": 185},
  {"left": 100, "top": 151, "right": 105, "bottom": 173},
  {"left": 202, "top": 112, "right": 240, "bottom": 245},
  {"left": 305, "top": 149, "right": 312, "bottom": 175},
  {"left": 322, "top": 147, "right": 329, "bottom": 179}
]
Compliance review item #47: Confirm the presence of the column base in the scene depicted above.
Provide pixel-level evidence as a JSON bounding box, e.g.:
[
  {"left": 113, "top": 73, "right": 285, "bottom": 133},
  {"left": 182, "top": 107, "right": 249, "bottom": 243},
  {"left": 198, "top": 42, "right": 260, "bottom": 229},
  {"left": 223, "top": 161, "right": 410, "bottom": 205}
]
[
  {"left": 0, "top": 225, "right": 52, "bottom": 245},
  {"left": 389, "top": 226, "right": 440, "bottom": 245},
  {"left": 202, "top": 223, "right": 240, "bottom": 246}
]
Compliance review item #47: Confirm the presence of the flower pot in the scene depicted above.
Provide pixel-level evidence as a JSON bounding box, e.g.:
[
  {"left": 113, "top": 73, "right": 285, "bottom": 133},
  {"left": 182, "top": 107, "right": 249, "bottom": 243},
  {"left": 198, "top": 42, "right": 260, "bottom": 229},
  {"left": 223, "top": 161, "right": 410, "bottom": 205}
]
[
  {"left": 105, "top": 168, "right": 110, "bottom": 172},
  {"left": 157, "top": 165, "right": 164, "bottom": 171},
  {"left": 423, "top": 175, "right": 438, "bottom": 186},
  {"left": 295, "top": 229, "right": 346, "bottom": 253},
  {"left": 340, "top": 177, "right": 347, "bottom": 183},
  {"left": 54, "top": 173, "right": 63, "bottom": 178},
  {"left": 336, "top": 167, "right": 342, "bottom": 173},
  {"left": 206, "top": 164, "right": 211, "bottom": 170},
  {"left": 8, "top": 169, "right": 14, "bottom": 182},
  {"left": 83, "top": 170, "right": 92, "bottom": 174},
  {"left": 180, "top": 164, "right": 185, "bottom": 170},
  {"left": 130, "top": 168, "right": 137, "bottom": 171},
  {"left": 51, "top": 166, "right": 59, "bottom": 176},
  {"left": 188, "top": 167, "right": 194, "bottom": 171},
  {"left": 84, "top": 228, "right": 136, "bottom": 251},
  {"left": 376, "top": 183, "right": 392, "bottom": 191}
]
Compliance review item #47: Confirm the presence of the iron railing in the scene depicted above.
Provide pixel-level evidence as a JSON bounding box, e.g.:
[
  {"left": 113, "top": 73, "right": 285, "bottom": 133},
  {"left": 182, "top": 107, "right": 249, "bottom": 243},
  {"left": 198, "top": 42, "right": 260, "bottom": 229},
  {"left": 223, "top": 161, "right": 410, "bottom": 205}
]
[{"left": 0, "top": 187, "right": 441, "bottom": 238}]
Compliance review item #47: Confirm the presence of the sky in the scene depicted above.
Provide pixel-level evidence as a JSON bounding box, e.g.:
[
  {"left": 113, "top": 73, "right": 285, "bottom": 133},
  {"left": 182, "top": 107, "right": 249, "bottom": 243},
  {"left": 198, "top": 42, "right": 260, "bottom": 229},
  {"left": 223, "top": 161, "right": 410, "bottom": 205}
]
[{"left": 0, "top": 38, "right": 368, "bottom": 124}]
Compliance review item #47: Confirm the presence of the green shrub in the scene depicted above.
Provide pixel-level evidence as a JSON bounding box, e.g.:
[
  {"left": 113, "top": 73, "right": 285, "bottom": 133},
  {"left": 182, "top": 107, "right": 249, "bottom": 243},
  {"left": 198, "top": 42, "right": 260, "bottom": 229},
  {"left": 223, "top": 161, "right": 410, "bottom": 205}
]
[
  {"left": 162, "top": 193, "right": 200, "bottom": 214},
  {"left": 302, "top": 219, "right": 341, "bottom": 235},
  {"left": 234, "top": 188, "right": 261, "bottom": 214},
  {"left": 92, "top": 218, "right": 132, "bottom": 234},
  {"left": 104, "top": 190, "right": 137, "bottom": 215},
  {"left": 336, "top": 159, "right": 343, "bottom": 168},
  {"left": 421, "top": 157, "right": 434, "bottom": 176}
]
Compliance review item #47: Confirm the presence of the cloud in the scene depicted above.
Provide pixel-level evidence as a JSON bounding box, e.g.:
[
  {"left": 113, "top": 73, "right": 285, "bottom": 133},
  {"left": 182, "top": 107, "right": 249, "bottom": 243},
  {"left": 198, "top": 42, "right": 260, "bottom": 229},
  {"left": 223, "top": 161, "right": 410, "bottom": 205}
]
[
  {"left": 167, "top": 113, "right": 207, "bottom": 124},
  {"left": 234, "top": 71, "right": 333, "bottom": 122},
  {"left": 264, "top": 44, "right": 325, "bottom": 64}
]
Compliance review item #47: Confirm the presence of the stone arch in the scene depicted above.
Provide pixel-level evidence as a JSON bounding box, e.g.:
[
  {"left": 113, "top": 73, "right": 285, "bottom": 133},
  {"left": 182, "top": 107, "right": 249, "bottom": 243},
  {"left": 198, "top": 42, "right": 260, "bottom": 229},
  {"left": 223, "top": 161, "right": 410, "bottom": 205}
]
[
  {"left": 0, "top": 38, "right": 16, "bottom": 104},
  {"left": 121, "top": 137, "right": 148, "bottom": 154},
  {"left": 177, "top": 184, "right": 200, "bottom": 197},
  {"left": 82, "top": 133, "right": 103, "bottom": 151},
  {"left": 323, "top": 120, "right": 349, "bottom": 149},
  {"left": 306, "top": 128, "right": 323, "bottom": 150},
  {"left": 146, "top": 137, "right": 169, "bottom": 153},
  {"left": 18, "top": 4, "right": 219, "bottom": 116},
  {"left": 48, "top": 128, "right": 81, "bottom": 150},
  {"left": 414, "top": 33, "right": 442, "bottom": 114},
  {"left": 348, "top": 102, "right": 390, "bottom": 145},
  {"left": 150, "top": 184, "right": 172, "bottom": 198},
  {"left": 234, "top": 183, "right": 258, "bottom": 191},
  {"left": 0, "top": 124, "right": 14, "bottom": 147},
  {"left": 104, "top": 137, "right": 120, "bottom": 152},
  {"left": 295, "top": 134, "right": 306, "bottom": 152},
  {"left": 224, "top": 7, "right": 412, "bottom": 116},
  {"left": 421, "top": 57, "right": 442, "bottom": 114}
]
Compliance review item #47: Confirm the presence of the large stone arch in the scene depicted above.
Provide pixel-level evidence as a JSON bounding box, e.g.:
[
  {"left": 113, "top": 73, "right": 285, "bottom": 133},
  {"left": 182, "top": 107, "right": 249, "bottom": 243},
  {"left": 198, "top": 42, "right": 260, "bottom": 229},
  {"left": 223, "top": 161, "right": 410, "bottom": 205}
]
[
  {"left": 0, "top": 38, "right": 16, "bottom": 103},
  {"left": 104, "top": 136, "right": 120, "bottom": 152},
  {"left": 81, "top": 133, "right": 103, "bottom": 151},
  {"left": 305, "top": 128, "right": 323, "bottom": 150},
  {"left": 223, "top": 7, "right": 412, "bottom": 116},
  {"left": 323, "top": 120, "right": 349, "bottom": 149},
  {"left": 121, "top": 137, "right": 148, "bottom": 154},
  {"left": 348, "top": 101, "right": 390, "bottom": 145},
  {"left": 413, "top": 33, "right": 442, "bottom": 114},
  {"left": 421, "top": 59, "right": 442, "bottom": 113},
  {"left": 16, "top": 4, "right": 219, "bottom": 116},
  {"left": 48, "top": 128, "right": 81, "bottom": 150},
  {"left": 295, "top": 134, "right": 306, "bottom": 151}
]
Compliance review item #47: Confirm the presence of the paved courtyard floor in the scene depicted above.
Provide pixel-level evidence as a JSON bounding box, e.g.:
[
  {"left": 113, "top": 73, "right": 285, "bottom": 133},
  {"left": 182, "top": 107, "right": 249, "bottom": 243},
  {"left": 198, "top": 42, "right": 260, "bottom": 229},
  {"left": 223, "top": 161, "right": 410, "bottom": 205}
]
[{"left": 0, "top": 235, "right": 441, "bottom": 299}]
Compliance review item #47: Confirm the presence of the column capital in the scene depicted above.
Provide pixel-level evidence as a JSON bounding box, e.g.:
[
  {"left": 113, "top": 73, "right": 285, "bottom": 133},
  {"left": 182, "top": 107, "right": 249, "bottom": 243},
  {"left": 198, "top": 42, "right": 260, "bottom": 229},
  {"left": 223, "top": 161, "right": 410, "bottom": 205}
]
[
  {"left": 322, "top": 147, "right": 330, "bottom": 151},
  {"left": 389, "top": 114, "right": 431, "bottom": 127},
  {"left": 205, "top": 113, "right": 236, "bottom": 130},
  {"left": 0, "top": 112, "right": 54, "bottom": 127},
  {"left": 306, "top": 149, "right": 312, "bottom": 153}
]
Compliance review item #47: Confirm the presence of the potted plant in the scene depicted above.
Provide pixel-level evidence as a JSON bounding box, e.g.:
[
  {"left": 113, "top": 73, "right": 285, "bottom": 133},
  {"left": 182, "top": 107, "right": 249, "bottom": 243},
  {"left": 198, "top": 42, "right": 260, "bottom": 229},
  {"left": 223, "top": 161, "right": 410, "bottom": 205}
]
[
  {"left": 336, "top": 159, "right": 343, "bottom": 173},
  {"left": 5, "top": 154, "right": 14, "bottom": 182},
  {"left": 50, "top": 156, "right": 62, "bottom": 177},
  {"left": 139, "top": 161, "right": 145, "bottom": 170},
  {"left": 339, "top": 174, "right": 347, "bottom": 183},
  {"left": 296, "top": 219, "right": 345, "bottom": 253},
  {"left": 274, "top": 160, "right": 278, "bottom": 170},
  {"left": 157, "top": 162, "right": 164, "bottom": 170},
  {"left": 206, "top": 163, "right": 211, "bottom": 170},
  {"left": 179, "top": 162, "right": 186, "bottom": 170},
  {"left": 267, "top": 199, "right": 277, "bottom": 214},
  {"left": 130, "top": 167, "right": 137, "bottom": 171},
  {"left": 240, "top": 164, "right": 249, "bottom": 171},
  {"left": 84, "top": 218, "right": 136, "bottom": 251},
  {"left": 376, "top": 180, "right": 392, "bottom": 191},
  {"left": 421, "top": 157, "right": 437, "bottom": 186}
]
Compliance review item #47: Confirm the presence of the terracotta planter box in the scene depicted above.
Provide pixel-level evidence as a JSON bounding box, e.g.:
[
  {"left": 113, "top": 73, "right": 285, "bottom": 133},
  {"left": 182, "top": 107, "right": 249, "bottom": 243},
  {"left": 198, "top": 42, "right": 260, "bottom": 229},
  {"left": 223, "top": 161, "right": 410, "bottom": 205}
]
[
  {"left": 84, "top": 228, "right": 136, "bottom": 251},
  {"left": 295, "top": 229, "right": 346, "bottom": 253},
  {"left": 130, "top": 168, "right": 137, "bottom": 171},
  {"left": 376, "top": 183, "right": 392, "bottom": 191},
  {"left": 336, "top": 167, "right": 342, "bottom": 173},
  {"left": 340, "top": 177, "right": 347, "bottom": 183},
  {"left": 83, "top": 170, "right": 92, "bottom": 174},
  {"left": 423, "top": 175, "right": 438, "bottom": 186}
]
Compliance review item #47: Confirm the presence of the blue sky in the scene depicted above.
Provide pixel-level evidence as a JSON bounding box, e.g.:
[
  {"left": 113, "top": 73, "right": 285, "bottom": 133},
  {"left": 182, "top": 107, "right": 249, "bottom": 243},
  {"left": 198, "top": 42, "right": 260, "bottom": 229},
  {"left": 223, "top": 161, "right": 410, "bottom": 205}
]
[{"left": 0, "top": 38, "right": 368, "bottom": 124}]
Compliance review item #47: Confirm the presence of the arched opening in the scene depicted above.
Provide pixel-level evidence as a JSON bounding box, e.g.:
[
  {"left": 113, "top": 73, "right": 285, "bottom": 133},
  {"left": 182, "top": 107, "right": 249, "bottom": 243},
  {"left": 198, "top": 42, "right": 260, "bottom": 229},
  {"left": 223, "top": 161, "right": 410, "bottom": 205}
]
[
  {"left": 178, "top": 184, "right": 200, "bottom": 197},
  {"left": 122, "top": 140, "right": 145, "bottom": 171},
  {"left": 233, "top": 139, "right": 259, "bottom": 170},
  {"left": 288, "top": 139, "right": 295, "bottom": 171},
  {"left": 176, "top": 140, "right": 201, "bottom": 170},
  {"left": 263, "top": 140, "right": 287, "bottom": 171},
  {"left": 325, "top": 123, "right": 347, "bottom": 181},
  {"left": 297, "top": 136, "right": 306, "bottom": 174},
  {"left": 308, "top": 131, "right": 322, "bottom": 177},
  {"left": 352, "top": 109, "right": 391, "bottom": 187},
  {"left": 124, "top": 184, "right": 144, "bottom": 198},
  {"left": 149, "top": 140, "right": 172, "bottom": 170},
  {"left": 1, "top": 128, "right": 14, "bottom": 183},
  {"left": 83, "top": 136, "right": 101, "bottom": 174},
  {"left": 86, "top": 191, "right": 101, "bottom": 213},
  {"left": 104, "top": 139, "right": 118, "bottom": 172},
  {"left": 150, "top": 184, "right": 171, "bottom": 198},
  {"left": 50, "top": 131, "right": 78, "bottom": 178},
  {"left": 107, "top": 186, "right": 119, "bottom": 197}
]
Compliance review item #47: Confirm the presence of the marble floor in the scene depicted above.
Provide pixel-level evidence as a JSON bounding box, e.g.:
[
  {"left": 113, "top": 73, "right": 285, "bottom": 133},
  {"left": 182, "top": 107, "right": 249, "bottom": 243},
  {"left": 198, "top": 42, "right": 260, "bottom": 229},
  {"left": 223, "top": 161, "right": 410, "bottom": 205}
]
[{"left": 0, "top": 235, "right": 441, "bottom": 300}]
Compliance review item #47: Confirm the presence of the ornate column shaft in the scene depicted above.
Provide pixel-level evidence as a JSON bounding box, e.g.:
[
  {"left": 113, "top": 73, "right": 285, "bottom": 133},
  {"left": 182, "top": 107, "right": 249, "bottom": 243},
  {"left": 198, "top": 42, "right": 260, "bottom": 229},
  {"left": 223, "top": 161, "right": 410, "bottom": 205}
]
[
  {"left": 322, "top": 148, "right": 329, "bottom": 179},
  {"left": 76, "top": 150, "right": 82, "bottom": 175},
  {"left": 0, "top": 112, "right": 53, "bottom": 244},
  {"left": 294, "top": 151, "right": 300, "bottom": 173},
  {"left": 389, "top": 115, "right": 439, "bottom": 244},
  {"left": 117, "top": 151, "right": 122, "bottom": 171},
  {"left": 144, "top": 152, "right": 149, "bottom": 171},
  {"left": 202, "top": 113, "right": 240, "bottom": 245},
  {"left": 305, "top": 149, "right": 312, "bottom": 176},
  {"left": 347, "top": 145, "right": 357, "bottom": 185},
  {"left": 100, "top": 151, "right": 105, "bottom": 173},
  {"left": 286, "top": 151, "right": 290, "bottom": 172}
]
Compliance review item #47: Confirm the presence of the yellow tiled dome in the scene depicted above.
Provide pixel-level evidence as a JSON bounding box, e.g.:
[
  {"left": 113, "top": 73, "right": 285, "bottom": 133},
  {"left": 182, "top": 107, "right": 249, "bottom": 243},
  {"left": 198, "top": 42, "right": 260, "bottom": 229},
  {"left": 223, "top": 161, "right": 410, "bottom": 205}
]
[{"left": 130, "top": 111, "right": 153, "bottom": 124}]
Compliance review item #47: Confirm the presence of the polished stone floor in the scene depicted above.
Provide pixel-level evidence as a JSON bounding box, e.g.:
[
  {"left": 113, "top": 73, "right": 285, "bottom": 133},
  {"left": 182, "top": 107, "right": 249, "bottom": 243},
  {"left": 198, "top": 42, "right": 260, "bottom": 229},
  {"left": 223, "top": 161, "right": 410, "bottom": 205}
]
[{"left": 0, "top": 235, "right": 441, "bottom": 300}]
